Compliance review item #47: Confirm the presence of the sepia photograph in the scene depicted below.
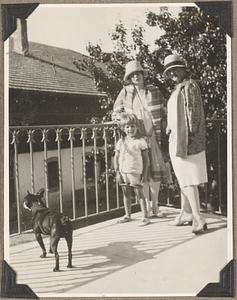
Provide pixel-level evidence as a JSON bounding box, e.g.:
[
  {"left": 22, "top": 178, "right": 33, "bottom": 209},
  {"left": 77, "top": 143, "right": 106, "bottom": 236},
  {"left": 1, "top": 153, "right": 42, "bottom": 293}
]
[{"left": 1, "top": 1, "right": 235, "bottom": 298}]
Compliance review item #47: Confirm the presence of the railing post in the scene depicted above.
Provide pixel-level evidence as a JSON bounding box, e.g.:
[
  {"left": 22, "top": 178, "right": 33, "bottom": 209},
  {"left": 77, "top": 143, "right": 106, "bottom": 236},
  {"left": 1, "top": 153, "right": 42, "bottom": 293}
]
[
  {"left": 68, "top": 128, "right": 76, "bottom": 219},
  {"left": 80, "top": 128, "right": 88, "bottom": 217},
  {"left": 103, "top": 127, "right": 110, "bottom": 211},
  {"left": 26, "top": 129, "right": 35, "bottom": 193},
  {"left": 92, "top": 127, "right": 99, "bottom": 214},
  {"left": 217, "top": 123, "right": 222, "bottom": 213},
  {"left": 10, "top": 130, "right": 21, "bottom": 234},
  {"left": 41, "top": 129, "right": 49, "bottom": 207},
  {"left": 113, "top": 127, "right": 120, "bottom": 208},
  {"left": 55, "top": 129, "right": 63, "bottom": 213}
]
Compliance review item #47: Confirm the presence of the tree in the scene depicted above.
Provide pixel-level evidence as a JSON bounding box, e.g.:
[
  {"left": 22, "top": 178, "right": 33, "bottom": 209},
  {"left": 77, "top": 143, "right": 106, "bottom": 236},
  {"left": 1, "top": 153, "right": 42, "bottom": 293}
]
[
  {"left": 80, "top": 6, "right": 226, "bottom": 126},
  {"left": 146, "top": 6, "right": 227, "bottom": 123}
]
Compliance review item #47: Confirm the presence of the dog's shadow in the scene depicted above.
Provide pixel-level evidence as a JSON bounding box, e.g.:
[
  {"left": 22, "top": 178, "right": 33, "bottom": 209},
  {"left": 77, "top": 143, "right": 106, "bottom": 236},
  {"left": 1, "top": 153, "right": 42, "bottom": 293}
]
[{"left": 55, "top": 241, "right": 153, "bottom": 274}]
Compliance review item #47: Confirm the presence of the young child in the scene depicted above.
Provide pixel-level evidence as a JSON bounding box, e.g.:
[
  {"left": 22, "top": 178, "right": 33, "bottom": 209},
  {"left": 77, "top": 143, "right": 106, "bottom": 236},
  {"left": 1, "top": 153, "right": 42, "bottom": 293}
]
[{"left": 114, "top": 112, "right": 150, "bottom": 226}]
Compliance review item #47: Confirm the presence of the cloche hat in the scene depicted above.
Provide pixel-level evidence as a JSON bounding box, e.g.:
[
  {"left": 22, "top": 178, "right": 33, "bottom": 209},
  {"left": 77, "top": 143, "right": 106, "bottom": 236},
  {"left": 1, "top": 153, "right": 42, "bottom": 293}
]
[
  {"left": 163, "top": 54, "right": 186, "bottom": 76},
  {"left": 124, "top": 60, "right": 146, "bottom": 81}
]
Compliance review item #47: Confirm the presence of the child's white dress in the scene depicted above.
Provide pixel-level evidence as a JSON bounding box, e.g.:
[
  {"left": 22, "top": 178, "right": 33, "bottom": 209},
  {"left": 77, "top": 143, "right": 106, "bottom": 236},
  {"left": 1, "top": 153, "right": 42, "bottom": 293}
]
[{"left": 116, "top": 136, "right": 147, "bottom": 176}]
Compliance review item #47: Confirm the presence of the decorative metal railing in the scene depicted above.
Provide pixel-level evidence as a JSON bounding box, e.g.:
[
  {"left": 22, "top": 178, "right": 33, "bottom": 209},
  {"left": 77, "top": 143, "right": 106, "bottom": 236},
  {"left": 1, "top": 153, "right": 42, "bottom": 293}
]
[{"left": 9, "top": 120, "right": 227, "bottom": 235}]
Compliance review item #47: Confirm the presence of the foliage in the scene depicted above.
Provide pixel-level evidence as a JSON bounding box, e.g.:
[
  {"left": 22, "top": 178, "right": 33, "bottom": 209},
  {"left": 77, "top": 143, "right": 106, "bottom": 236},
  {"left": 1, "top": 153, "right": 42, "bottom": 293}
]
[
  {"left": 85, "top": 144, "right": 116, "bottom": 186},
  {"left": 76, "top": 6, "right": 226, "bottom": 128},
  {"left": 146, "top": 7, "right": 227, "bottom": 126},
  {"left": 99, "top": 169, "right": 117, "bottom": 185},
  {"left": 86, "top": 144, "right": 115, "bottom": 163}
]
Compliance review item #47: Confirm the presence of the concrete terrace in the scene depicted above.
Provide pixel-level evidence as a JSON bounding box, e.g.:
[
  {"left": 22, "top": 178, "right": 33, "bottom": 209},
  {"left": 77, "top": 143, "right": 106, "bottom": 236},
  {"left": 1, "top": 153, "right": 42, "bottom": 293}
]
[{"left": 8, "top": 207, "right": 228, "bottom": 297}]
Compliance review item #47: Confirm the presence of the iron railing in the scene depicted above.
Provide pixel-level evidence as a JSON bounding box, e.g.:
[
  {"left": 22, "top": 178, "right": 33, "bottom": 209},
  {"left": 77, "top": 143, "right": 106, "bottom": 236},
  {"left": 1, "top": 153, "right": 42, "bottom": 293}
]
[{"left": 9, "top": 120, "right": 227, "bottom": 235}]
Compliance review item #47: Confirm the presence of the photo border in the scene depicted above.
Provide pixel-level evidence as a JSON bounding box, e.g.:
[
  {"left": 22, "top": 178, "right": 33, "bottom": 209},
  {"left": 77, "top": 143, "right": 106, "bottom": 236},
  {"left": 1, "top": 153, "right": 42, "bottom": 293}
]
[{"left": 0, "top": 0, "right": 236, "bottom": 298}]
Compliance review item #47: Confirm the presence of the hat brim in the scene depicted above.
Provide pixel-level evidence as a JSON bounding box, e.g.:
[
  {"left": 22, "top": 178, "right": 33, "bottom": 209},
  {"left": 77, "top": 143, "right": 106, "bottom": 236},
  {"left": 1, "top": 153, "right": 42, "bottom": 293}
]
[
  {"left": 124, "top": 70, "right": 147, "bottom": 82},
  {"left": 163, "top": 64, "right": 186, "bottom": 77}
]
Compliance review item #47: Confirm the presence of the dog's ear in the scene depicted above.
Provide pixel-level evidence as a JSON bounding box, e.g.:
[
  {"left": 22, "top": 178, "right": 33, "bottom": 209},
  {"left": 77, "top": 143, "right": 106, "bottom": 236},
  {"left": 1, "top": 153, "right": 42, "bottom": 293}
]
[
  {"left": 37, "top": 188, "right": 45, "bottom": 198},
  {"left": 23, "top": 200, "right": 31, "bottom": 211},
  {"left": 27, "top": 190, "right": 30, "bottom": 194}
]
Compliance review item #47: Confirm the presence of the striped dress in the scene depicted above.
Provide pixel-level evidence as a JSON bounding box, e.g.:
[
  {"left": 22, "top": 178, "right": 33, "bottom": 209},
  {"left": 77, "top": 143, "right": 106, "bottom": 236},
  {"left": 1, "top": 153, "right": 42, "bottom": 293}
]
[{"left": 113, "top": 84, "right": 167, "bottom": 182}]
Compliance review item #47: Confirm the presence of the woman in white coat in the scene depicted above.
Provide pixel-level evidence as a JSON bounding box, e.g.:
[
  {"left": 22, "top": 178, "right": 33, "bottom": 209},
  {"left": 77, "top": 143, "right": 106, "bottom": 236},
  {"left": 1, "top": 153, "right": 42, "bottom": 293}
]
[{"left": 164, "top": 54, "right": 208, "bottom": 234}]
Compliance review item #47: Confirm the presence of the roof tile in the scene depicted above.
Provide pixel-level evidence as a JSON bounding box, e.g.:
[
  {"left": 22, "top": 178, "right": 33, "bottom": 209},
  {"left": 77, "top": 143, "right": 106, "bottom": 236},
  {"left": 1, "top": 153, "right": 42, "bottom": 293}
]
[{"left": 9, "top": 41, "right": 104, "bottom": 96}]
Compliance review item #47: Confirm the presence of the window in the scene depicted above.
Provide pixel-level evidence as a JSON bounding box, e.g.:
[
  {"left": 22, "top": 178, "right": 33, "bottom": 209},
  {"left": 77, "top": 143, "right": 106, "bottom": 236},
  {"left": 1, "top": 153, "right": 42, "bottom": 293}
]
[
  {"left": 47, "top": 158, "right": 59, "bottom": 190},
  {"left": 85, "top": 155, "right": 95, "bottom": 183}
]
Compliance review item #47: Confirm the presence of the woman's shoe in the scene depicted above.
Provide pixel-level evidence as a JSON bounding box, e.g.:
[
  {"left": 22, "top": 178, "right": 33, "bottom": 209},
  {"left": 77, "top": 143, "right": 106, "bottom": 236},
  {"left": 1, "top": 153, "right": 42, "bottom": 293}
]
[
  {"left": 168, "top": 213, "right": 193, "bottom": 226},
  {"left": 192, "top": 217, "right": 208, "bottom": 234},
  {"left": 117, "top": 216, "right": 132, "bottom": 223},
  {"left": 119, "top": 183, "right": 129, "bottom": 187},
  {"left": 130, "top": 184, "right": 143, "bottom": 189},
  {"left": 150, "top": 211, "right": 166, "bottom": 218},
  {"left": 139, "top": 218, "right": 151, "bottom": 226}
]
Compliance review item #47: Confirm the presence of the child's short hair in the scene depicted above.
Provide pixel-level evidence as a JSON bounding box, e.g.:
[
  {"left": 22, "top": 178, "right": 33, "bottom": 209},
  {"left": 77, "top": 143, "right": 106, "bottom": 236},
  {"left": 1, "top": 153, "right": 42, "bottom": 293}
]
[
  {"left": 119, "top": 112, "right": 141, "bottom": 138},
  {"left": 119, "top": 112, "right": 138, "bottom": 129}
]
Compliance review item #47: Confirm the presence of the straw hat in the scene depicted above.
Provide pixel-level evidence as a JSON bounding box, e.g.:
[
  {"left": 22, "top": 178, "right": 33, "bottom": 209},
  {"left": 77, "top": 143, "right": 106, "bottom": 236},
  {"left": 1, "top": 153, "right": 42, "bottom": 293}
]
[
  {"left": 124, "top": 60, "right": 146, "bottom": 81},
  {"left": 163, "top": 54, "right": 186, "bottom": 76}
]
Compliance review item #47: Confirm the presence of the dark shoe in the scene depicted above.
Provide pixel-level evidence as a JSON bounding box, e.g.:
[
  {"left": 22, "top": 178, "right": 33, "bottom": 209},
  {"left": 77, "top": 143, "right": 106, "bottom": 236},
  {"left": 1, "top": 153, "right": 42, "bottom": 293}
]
[{"left": 192, "top": 219, "right": 208, "bottom": 234}]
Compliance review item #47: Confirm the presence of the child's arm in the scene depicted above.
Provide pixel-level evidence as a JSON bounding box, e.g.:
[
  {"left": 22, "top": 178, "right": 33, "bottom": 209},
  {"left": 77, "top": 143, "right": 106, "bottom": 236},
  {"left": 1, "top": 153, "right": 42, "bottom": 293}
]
[{"left": 141, "top": 149, "right": 150, "bottom": 183}]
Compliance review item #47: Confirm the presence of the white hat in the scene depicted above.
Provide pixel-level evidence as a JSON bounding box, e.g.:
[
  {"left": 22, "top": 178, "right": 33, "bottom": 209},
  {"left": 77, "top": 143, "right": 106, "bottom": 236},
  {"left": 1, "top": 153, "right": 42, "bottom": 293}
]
[
  {"left": 124, "top": 60, "right": 146, "bottom": 81},
  {"left": 163, "top": 54, "right": 186, "bottom": 76}
]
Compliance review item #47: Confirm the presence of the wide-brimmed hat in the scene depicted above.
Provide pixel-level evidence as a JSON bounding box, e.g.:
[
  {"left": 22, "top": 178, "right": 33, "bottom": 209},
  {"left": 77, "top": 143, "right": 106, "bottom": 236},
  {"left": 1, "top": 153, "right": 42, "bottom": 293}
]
[
  {"left": 124, "top": 60, "right": 146, "bottom": 81},
  {"left": 163, "top": 54, "right": 186, "bottom": 76}
]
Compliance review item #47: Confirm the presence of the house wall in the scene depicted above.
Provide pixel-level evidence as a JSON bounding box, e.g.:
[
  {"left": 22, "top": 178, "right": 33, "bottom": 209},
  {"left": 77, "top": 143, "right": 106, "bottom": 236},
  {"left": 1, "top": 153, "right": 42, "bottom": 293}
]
[{"left": 17, "top": 145, "right": 95, "bottom": 210}]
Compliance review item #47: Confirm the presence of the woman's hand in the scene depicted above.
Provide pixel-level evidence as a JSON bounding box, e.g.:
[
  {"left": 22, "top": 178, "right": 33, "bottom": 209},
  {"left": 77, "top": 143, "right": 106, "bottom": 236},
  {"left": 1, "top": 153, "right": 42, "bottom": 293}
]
[
  {"left": 116, "top": 171, "right": 123, "bottom": 184},
  {"left": 141, "top": 173, "right": 149, "bottom": 183},
  {"left": 166, "top": 127, "right": 171, "bottom": 135}
]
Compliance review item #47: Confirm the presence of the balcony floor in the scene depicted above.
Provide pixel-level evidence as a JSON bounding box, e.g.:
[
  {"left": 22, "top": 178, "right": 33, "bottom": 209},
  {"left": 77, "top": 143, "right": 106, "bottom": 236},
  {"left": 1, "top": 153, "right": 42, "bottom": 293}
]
[{"left": 8, "top": 206, "right": 228, "bottom": 297}]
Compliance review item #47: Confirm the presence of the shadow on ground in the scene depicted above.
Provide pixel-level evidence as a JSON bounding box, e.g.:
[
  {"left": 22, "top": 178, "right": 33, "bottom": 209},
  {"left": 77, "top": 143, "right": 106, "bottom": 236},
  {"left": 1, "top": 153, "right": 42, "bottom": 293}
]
[{"left": 9, "top": 210, "right": 227, "bottom": 295}]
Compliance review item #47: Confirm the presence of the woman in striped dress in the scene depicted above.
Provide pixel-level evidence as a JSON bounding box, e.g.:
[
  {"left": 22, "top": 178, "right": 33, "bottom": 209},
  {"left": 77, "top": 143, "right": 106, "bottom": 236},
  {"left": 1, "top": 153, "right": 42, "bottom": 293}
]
[{"left": 112, "top": 60, "right": 167, "bottom": 222}]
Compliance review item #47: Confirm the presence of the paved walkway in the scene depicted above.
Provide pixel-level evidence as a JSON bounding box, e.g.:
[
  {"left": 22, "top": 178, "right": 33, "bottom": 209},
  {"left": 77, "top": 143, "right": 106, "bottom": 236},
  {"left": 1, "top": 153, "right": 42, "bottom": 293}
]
[{"left": 9, "top": 207, "right": 228, "bottom": 297}]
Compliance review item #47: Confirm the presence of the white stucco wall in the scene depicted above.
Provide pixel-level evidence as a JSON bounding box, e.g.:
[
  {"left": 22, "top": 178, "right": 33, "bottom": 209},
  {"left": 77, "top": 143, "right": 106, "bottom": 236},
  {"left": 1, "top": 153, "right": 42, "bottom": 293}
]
[{"left": 17, "top": 146, "right": 93, "bottom": 208}]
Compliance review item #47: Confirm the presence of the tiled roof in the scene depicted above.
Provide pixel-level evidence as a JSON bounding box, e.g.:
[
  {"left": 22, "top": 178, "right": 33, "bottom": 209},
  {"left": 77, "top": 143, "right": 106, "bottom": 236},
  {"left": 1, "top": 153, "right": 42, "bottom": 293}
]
[{"left": 9, "top": 41, "right": 104, "bottom": 96}]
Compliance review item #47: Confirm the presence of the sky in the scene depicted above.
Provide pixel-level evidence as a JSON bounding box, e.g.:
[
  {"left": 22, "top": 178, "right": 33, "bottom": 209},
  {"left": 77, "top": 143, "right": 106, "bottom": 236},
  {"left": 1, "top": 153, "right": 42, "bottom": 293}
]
[{"left": 27, "top": 4, "right": 190, "bottom": 56}]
